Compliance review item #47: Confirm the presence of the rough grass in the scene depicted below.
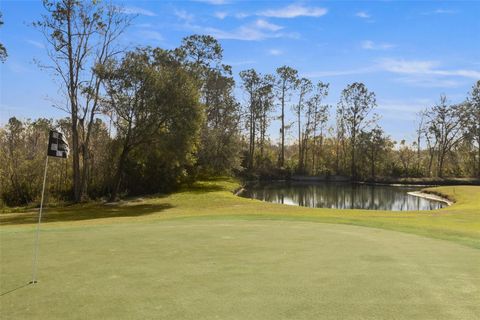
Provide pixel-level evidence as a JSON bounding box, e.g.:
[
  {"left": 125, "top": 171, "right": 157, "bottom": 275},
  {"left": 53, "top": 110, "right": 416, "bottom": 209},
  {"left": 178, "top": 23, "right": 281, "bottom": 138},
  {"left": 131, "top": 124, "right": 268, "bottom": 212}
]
[
  {"left": 2, "top": 178, "right": 479, "bottom": 248},
  {"left": 1, "top": 178, "right": 480, "bottom": 319}
]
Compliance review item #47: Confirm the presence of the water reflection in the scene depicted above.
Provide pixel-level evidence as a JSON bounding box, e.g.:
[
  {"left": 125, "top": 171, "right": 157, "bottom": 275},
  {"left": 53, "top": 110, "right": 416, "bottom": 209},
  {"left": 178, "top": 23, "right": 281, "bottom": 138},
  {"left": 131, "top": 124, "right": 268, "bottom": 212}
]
[{"left": 239, "top": 182, "right": 445, "bottom": 211}]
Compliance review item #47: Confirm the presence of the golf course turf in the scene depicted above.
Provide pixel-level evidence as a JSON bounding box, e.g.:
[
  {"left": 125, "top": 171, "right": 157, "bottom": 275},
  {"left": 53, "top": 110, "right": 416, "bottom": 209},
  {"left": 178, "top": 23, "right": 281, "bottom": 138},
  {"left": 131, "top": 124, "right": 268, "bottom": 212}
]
[{"left": 1, "top": 179, "right": 479, "bottom": 319}]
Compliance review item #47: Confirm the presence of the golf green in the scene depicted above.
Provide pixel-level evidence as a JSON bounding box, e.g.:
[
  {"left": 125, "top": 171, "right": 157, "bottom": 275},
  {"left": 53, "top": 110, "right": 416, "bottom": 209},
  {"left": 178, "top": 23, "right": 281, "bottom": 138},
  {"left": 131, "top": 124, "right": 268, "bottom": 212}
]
[{"left": 1, "top": 219, "right": 479, "bottom": 319}]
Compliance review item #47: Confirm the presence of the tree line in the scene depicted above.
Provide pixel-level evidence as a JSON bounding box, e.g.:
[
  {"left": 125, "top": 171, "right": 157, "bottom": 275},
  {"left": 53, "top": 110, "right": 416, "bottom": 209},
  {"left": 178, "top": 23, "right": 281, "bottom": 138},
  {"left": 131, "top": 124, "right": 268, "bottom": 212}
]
[{"left": 0, "top": 0, "right": 479, "bottom": 206}]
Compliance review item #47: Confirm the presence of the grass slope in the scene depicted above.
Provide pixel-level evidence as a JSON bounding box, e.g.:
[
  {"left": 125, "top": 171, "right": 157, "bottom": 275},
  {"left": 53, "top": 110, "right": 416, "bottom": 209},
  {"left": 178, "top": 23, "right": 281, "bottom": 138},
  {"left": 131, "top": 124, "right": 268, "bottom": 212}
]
[
  {"left": 2, "top": 178, "right": 479, "bottom": 248},
  {"left": 1, "top": 178, "right": 480, "bottom": 319}
]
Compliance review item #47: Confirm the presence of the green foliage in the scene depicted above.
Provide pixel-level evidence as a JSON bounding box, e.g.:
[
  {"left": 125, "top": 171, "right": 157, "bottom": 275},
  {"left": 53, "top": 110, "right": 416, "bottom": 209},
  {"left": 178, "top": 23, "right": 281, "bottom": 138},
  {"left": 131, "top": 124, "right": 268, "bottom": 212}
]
[
  {"left": 175, "top": 35, "right": 242, "bottom": 175},
  {"left": 100, "top": 48, "right": 203, "bottom": 198}
]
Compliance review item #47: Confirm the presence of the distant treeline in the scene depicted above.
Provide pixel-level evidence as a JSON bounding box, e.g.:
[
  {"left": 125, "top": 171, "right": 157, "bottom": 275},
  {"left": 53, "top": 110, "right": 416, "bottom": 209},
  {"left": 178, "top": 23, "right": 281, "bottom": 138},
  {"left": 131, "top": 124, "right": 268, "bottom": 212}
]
[{"left": 0, "top": 1, "right": 479, "bottom": 206}]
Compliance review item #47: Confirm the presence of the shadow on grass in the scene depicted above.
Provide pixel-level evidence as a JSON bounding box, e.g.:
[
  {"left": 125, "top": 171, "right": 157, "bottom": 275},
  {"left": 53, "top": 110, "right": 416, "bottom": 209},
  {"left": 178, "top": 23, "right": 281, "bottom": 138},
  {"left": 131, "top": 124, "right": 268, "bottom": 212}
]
[
  {"left": 0, "top": 282, "right": 30, "bottom": 297},
  {"left": 179, "top": 183, "right": 227, "bottom": 194},
  {"left": 0, "top": 203, "right": 174, "bottom": 225}
]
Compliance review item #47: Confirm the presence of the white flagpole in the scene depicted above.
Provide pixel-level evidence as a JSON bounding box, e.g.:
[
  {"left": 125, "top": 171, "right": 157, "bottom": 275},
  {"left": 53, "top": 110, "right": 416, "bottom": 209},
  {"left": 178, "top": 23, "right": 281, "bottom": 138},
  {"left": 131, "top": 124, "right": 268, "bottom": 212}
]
[{"left": 30, "top": 155, "right": 49, "bottom": 285}]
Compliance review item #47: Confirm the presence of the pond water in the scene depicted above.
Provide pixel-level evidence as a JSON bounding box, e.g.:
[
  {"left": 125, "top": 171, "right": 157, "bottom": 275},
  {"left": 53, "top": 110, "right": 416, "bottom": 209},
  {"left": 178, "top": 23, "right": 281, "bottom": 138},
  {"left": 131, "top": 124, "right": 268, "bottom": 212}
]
[{"left": 239, "top": 181, "right": 446, "bottom": 211}]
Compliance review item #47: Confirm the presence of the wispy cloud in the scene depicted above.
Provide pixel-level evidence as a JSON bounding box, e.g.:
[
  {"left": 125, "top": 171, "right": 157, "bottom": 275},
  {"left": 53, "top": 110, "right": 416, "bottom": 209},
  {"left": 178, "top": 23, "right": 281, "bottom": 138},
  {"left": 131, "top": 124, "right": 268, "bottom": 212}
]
[
  {"left": 304, "top": 58, "right": 479, "bottom": 88},
  {"left": 194, "top": 0, "right": 229, "bottom": 5},
  {"left": 214, "top": 11, "right": 228, "bottom": 19},
  {"left": 7, "top": 61, "right": 31, "bottom": 74},
  {"left": 268, "top": 49, "right": 283, "bottom": 56},
  {"left": 175, "top": 9, "right": 194, "bottom": 22},
  {"left": 225, "top": 60, "right": 257, "bottom": 66},
  {"left": 395, "top": 77, "right": 462, "bottom": 88},
  {"left": 303, "top": 67, "right": 376, "bottom": 78},
  {"left": 123, "top": 6, "right": 156, "bottom": 17},
  {"left": 185, "top": 19, "right": 295, "bottom": 41},
  {"left": 138, "top": 30, "right": 164, "bottom": 42},
  {"left": 377, "top": 99, "right": 432, "bottom": 120},
  {"left": 255, "top": 19, "right": 283, "bottom": 32},
  {"left": 378, "top": 58, "right": 480, "bottom": 79},
  {"left": 26, "top": 39, "right": 45, "bottom": 49},
  {"left": 355, "top": 11, "right": 371, "bottom": 19},
  {"left": 361, "top": 40, "right": 395, "bottom": 50},
  {"left": 423, "top": 9, "right": 458, "bottom": 15},
  {"left": 259, "top": 4, "right": 328, "bottom": 18}
]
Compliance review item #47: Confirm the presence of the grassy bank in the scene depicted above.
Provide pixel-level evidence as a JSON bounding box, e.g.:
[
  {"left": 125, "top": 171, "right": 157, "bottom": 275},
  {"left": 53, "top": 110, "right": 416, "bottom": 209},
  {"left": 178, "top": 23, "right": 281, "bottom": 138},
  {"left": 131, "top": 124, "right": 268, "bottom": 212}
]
[
  {"left": 2, "top": 178, "right": 480, "bottom": 319},
  {"left": 1, "top": 178, "right": 479, "bottom": 249}
]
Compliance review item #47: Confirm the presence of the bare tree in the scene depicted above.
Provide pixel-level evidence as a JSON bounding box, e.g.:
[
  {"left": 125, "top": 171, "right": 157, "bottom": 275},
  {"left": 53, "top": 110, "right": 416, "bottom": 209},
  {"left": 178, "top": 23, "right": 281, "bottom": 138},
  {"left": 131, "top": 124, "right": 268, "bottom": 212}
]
[
  {"left": 338, "top": 83, "right": 378, "bottom": 179},
  {"left": 35, "top": 0, "right": 131, "bottom": 201},
  {"left": 240, "top": 69, "right": 262, "bottom": 169},
  {"left": 424, "top": 96, "right": 465, "bottom": 177},
  {"left": 293, "top": 78, "right": 312, "bottom": 172},
  {"left": 464, "top": 81, "right": 480, "bottom": 176},
  {"left": 275, "top": 66, "right": 298, "bottom": 167},
  {"left": 305, "top": 81, "right": 329, "bottom": 174}
]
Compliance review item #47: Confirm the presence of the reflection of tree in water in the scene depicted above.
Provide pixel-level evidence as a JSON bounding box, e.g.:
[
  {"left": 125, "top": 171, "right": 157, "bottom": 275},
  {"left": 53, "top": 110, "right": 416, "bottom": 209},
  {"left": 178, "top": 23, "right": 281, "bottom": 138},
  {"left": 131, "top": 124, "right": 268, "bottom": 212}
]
[{"left": 241, "top": 182, "right": 444, "bottom": 211}]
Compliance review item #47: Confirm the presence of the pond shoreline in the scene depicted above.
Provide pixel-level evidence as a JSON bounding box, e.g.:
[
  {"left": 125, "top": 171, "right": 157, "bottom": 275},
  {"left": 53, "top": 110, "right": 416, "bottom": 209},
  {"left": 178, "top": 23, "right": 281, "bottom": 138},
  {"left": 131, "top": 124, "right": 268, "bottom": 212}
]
[
  {"left": 408, "top": 191, "right": 454, "bottom": 206},
  {"left": 244, "top": 175, "right": 480, "bottom": 186},
  {"left": 239, "top": 180, "right": 447, "bottom": 211}
]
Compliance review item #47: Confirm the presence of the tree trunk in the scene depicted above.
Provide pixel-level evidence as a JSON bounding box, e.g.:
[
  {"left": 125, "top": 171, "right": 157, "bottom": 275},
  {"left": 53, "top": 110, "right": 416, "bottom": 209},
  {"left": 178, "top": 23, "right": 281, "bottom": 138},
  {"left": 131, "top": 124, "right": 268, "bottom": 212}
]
[
  {"left": 66, "top": 5, "right": 82, "bottom": 202},
  {"left": 298, "top": 109, "right": 302, "bottom": 172},
  {"left": 351, "top": 134, "right": 356, "bottom": 179},
  {"left": 109, "top": 146, "right": 129, "bottom": 202},
  {"left": 477, "top": 137, "right": 480, "bottom": 177},
  {"left": 280, "top": 85, "right": 285, "bottom": 167}
]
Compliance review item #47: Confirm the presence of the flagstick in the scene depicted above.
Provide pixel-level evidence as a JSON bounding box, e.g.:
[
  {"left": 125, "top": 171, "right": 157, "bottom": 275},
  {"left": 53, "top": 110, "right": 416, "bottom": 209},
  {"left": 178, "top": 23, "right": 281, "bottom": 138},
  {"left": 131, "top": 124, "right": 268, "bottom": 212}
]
[{"left": 30, "top": 155, "right": 49, "bottom": 285}]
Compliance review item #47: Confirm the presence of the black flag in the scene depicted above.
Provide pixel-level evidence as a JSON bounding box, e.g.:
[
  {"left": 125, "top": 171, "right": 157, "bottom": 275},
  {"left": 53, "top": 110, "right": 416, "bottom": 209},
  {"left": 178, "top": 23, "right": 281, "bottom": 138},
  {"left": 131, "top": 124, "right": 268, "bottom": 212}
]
[{"left": 47, "top": 130, "right": 69, "bottom": 158}]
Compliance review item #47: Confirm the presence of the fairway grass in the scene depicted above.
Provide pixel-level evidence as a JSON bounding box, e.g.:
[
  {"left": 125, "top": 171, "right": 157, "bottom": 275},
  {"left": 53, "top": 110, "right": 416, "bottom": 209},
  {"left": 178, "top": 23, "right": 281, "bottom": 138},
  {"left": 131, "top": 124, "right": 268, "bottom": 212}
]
[{"left": 1, "top": 179, "right": 480, "bottom": 319}]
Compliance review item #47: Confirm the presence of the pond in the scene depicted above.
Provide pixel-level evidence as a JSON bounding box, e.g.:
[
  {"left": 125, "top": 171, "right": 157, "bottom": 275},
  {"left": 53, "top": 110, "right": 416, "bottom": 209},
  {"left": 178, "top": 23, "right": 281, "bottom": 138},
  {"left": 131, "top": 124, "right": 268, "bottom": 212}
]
[{"left": 238, "top": 181, "right": 447, "bottom": 211}]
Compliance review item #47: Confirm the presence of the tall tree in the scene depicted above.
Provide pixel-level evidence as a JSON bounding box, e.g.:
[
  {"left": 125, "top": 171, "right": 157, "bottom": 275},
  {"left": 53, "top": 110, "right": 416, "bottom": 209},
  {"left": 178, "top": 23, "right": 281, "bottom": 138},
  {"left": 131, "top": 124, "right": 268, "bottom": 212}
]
[
  {"left": 424, "top": 95, "right": 464, "bottom": 177},
  {"left": 257, "top": 75, "right": 275, "bottom": 160},
  {"left": 293, "top": 78, "right": 312, "bottom": 172},
  {"left": 99, "top": 49, "right": 202, "bottom": 201},
  {"left": 464, "top": 81, "right": 480, "bottom": 176},
  {"left": 367, "top": 127, "right": 390, "bottom": 179},
  {"left": 305, "top": 81, "right": 329, "bottom": 174},
  {"left": 176, "top": 35, "right": 241, "bottom": 174},
  {"left": 338, "top": 82, "right": 377, "bottom": 178},
  {"left": 35, "top": 0, "right": 131, "bottom": 201},
  {"left": 275, "top": 66, "right": 298, "bottom": 167},
  {"left": 240, "top": 69, "right": 262, "bottom": 169}
]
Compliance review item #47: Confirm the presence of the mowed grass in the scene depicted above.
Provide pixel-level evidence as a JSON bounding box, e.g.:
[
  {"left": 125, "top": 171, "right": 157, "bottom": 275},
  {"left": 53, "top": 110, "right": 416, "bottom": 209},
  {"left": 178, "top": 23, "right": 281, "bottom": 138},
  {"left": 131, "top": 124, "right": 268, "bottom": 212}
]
[{"left": 1, "top": 178, "right": 480, "bottom": 319}]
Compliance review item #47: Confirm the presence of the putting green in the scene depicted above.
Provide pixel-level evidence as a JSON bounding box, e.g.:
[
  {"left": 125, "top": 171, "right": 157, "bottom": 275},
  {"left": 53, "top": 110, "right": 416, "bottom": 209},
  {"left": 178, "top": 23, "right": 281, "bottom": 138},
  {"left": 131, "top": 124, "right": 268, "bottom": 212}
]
[{"left": 1, "top": 219, "right": 479, "bottom": 319}]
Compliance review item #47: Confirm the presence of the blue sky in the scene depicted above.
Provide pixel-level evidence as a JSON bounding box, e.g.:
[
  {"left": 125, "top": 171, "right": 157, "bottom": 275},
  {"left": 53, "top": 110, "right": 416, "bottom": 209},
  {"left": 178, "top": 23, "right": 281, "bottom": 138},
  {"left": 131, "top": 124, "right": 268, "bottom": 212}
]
[{"left": 1, "top": 0, "right": 479, "bottom": 143}]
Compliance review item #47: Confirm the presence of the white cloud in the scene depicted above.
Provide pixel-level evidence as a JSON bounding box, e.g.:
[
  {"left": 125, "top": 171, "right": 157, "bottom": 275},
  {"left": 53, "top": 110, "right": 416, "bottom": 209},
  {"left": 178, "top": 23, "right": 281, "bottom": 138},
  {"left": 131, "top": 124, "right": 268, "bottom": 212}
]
[
  {"left": 303, "top": 67, "right": 376, "bottom": 78},
  {"left": 255, "top": 19, "right": 283, "bottom": 31},
  {"left": 423, "top": 9, "right": 458, "bottom": 15},
  {"left": 194, "top": 0, "right": 229, "bottom": 5},
  {"left": 355, "top": 11, "right": 371, "bottom": 19},
  {"left": 378, "top": 58, "right": 480, "bottom": 79},
  {"left": 304, "top": 58, "right": 479, "bottom": 87},
  {"left": 394, "top": 77, "right": 462, "bottom": 88},
  {"left": 26, "top": 40, "right": 45, "bottom": 49},
  {"left": 361, "top": 40, "right": 395, "bottom": 50},
  {"left": 268, "top": 49, "right": 283, "bottom": 56},
  {"left": 225, "top": 60, "right": 257, "bottom": 66},
  {"left": 7, "top": 61, "right": 31, "bottom": 74},
  {"left": 434, "top": 9, "right": 457, "bottom": 14},
  {"left": 235, "top": 12, "right": 249, "bottom": 19},
  {"left": 259, "top": 4, "right": 328, "bottom": 18},
  {"left": 214, "top": 11, "right": 228, "bottom": 19},
  {"left": 138, "top": 30, "right": 164, "bottom": 42},
  {"left": 123, "top": 6, "right": 156, "bottom": 17},
  {"left": 187, "top": 19, "right": 295, "bottom": 41},
  {"left": 175, "top": 9, "right": 194, "bottom": 22},
  {"left": 193, "top": 25, "right": 270, "bottom": 41}
]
